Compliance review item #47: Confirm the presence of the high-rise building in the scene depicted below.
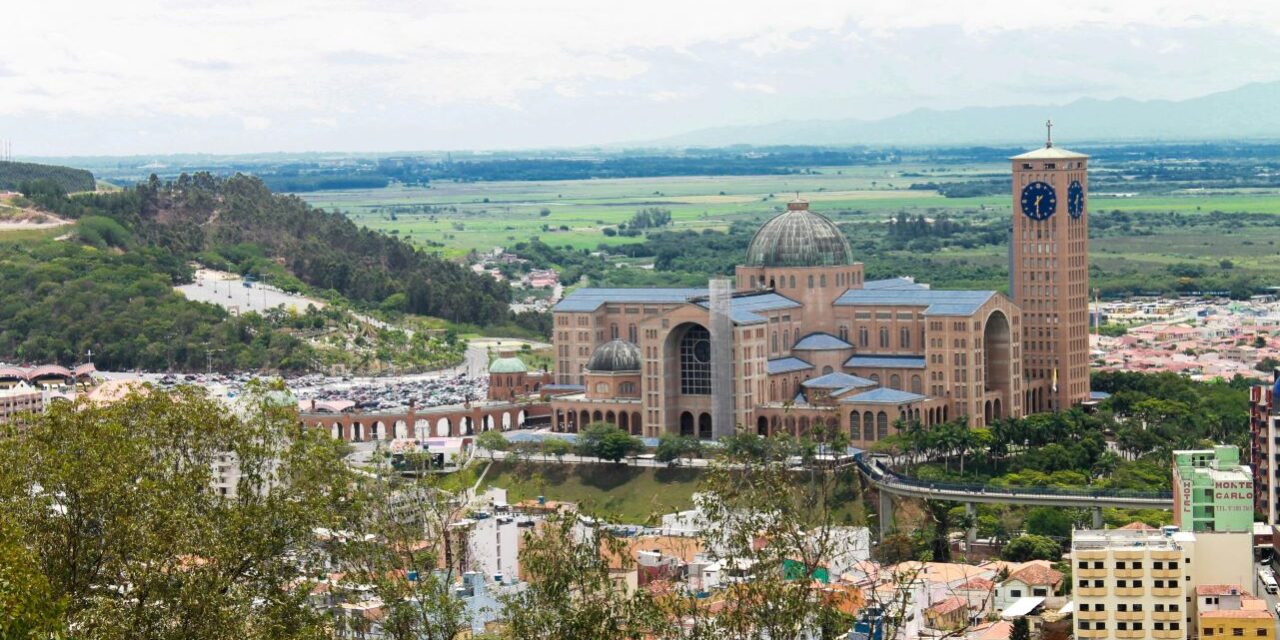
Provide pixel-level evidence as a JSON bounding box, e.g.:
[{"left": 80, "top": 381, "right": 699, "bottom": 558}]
[
  {"left": 1071, "top": 529, "right": 1188, "bottom": 640},
  {"left": 1171, "top": 446, "right": 1254, "bottom": 533},
  {"left": 1009, "top": 121, "right": 1090, "bottom": 411},
  {"left": 1249, "top": 374, "right": 1280, "bottom": 523}
]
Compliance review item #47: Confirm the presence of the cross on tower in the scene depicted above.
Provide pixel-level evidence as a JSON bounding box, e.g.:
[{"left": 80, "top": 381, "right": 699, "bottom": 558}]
[{"left": 1045, "top": 119, "right": 1054, "bottom": 148}]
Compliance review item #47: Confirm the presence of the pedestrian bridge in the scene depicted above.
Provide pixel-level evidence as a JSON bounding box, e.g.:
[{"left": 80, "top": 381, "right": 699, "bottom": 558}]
[{"left": 853, "top": 453, "right": 1173, "bottom": 539}]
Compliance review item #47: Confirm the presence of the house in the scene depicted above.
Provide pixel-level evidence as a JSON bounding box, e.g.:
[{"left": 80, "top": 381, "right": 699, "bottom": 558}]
[
  {"left": 925, "top": 595, "right": 971, "bottom": 631},
  {"left": 954, "top": 576, "right": 997, "bottom": 618},
  {"left": 995, "top": 563, "right": 1063, "bottom": 612}
]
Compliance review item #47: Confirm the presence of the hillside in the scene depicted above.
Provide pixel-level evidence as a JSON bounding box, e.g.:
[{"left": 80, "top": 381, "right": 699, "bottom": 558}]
[
  {"left": 0, "top": 161, "right": 95, "bottom": 193},
  {"left": 28, "top": 173, "right": 512, "bottom": 325},
  {"left": 654, "top": 81, "right": 1280, "bottom": 147}
]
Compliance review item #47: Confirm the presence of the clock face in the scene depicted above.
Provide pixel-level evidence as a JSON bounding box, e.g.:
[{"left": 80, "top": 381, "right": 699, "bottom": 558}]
[
  {"left": 1068, "top": 180, "right": 1085, "bottom": 219},
  {"left": 1020, "top": 181, "right": 1057, "bottom": 221},
  {"left": 692, "top": 339, "right": 710, "bottom": 364}
]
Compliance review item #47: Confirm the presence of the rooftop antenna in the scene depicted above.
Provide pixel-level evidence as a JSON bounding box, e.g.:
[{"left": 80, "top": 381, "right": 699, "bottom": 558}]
[{"left": 1045, "top": 119, "right": 1054, "bottom": 148}]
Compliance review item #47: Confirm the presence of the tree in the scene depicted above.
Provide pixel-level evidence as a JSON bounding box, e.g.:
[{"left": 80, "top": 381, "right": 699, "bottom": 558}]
[
  {"left": 1025, "top": 507, "right": 1077, "bottom": 539},
  {"left": 0, "top": 383, "right": 354, "bottom": 639},
  {"left": 654, "top": 433, "right": 701, "bottom": 465},
  {"left": 1010, "top": 616, "right": 1031, "bottom": 640},
  {"left": 476, "top": 429, "right": 510, "bottom": 461},
  {"left": 577, "top": 422, "right": 642, "bottom": 463},
  {"left": 541, "top": 436, "right": 572, "bottom": 462},
  {"left": 1001, "top": 535, "right": 1063, "bottom": 562},
  {"left": 500, "top": 513, "right": 661, "bottom": 639}
]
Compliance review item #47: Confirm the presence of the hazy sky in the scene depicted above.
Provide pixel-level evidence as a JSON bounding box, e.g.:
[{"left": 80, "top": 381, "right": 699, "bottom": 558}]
[{"left": 7, "top": 0, "right": 1280, "bottom": 156}]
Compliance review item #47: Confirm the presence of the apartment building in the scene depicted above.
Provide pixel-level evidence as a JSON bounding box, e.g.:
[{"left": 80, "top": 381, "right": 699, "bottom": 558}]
[{"left": 1071, "top": 529, "right": 1187, "bottom": 640}]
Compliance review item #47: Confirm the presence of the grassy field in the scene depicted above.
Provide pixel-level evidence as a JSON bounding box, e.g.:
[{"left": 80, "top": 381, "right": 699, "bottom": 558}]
[
  {"left": 298, "top": 168, "right": 1280, "bottom": 290},
  {"left": 480, "top": 459, "right": 703, "bottom": 523}
]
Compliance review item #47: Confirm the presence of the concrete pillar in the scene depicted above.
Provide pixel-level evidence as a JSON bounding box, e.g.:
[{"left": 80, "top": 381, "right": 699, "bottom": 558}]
[
  {"left": 879, "top": 491, "right": 894, "bottom": 540},
  {"left": 1092, "top": 506, "right": 1104, "bottom": 529},
  {"left": 965, "top": 502, "right": 978, "bottom": 547}
]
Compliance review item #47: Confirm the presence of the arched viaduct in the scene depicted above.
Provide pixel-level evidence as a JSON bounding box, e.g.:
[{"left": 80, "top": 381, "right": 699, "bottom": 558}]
[{"left": 299, "top": 401, "right": 551, "bottom": 442}]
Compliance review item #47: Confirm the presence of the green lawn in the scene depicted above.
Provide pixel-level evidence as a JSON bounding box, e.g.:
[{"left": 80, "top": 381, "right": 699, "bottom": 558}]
[{"left": 480, "top": 459, "right": 704, "bottom": 524}]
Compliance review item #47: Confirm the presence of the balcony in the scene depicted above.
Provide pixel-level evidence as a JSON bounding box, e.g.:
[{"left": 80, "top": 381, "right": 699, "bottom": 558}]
[
  {"left": 1077, "top": 587, "right": 1107, "bottom": 597},
  {"left": 1151, "top": 551, "right": 1181, "bottom": 560},
  {"left": 1115, "top": 568, "right": 1145, "bottom": 578},
  {"left": 1152, "top": 629, "right": 1185, "bottom": 639},
  {"left": 1117, "top": 629, "right": 1146, "bottom": 639},
  {"left": 1153, "top": 587, "right": 1182, "bottom": 597},
  {"left": 1115, "top": 610, "right": 1143, "bottom": 621},
  {"left": 1115, "top": 587, "right": 1145, "bottom": 597},
  {"left": 1077, "top": 568, "right": 1106, "bottom": 578},
  {"left": 1077, "top": 610, "right": 1106, "bottom": 621},
  {"left": 1076, "top": 628, "right": 1108, "bottom": 639},
  {"left": 1077, "top": 551, "right": 1107, "bottom": 561},
  {"left": 1152, "top": 611, "right": 1181, "bottom": 621},
  {"left": 1152, "top": 569, "right": 1180, "bottom": 579},
  {"left": 1114, "top": 551, "right": 1144, "bottom": 560}
]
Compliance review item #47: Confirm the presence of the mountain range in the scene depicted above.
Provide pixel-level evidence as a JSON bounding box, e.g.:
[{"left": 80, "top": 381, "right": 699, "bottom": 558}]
[{"left": 650, "top": 82, "right": 1280, "bottom": 147}]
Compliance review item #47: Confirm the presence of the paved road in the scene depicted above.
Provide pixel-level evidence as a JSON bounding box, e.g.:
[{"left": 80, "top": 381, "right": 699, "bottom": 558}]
[{"left": 1255, "top": 561, "right": 1280, "bottom": 636}]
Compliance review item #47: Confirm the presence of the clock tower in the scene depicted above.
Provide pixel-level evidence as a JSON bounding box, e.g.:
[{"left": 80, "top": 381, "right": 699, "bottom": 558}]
[{"left": 1010, "top": 121, "right": 1090, "bottom": 412}]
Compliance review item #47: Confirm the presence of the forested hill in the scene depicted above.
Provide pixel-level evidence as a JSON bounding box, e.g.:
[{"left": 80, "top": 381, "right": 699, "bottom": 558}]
[
  {"left": 29, "top": 173, "right": 511, "bottom": 325},
  {"left": 0, "top": 161, "right": 94, "bottom": 193}
]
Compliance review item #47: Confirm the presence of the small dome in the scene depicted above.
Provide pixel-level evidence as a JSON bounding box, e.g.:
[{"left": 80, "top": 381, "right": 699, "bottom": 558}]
[
  {"left": 745, "top": 198, "right": 854, "bottom": 268},
  {"left": 586, "top": 339, "right": 641, "bottom": 373},
  {"left": 489, "top": 357, "right": 528, "bottom": 374}
]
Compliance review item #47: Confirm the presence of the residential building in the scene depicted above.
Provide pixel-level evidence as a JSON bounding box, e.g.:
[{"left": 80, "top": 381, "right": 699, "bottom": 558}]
[
  {"left": 995, "top": 563, "right": 1064, "bottom": 612},
  {"left": 1196, "top": 584, "right": 1276, "bottom": 639},
  {"left": 1071, "top": 528, "right": 1188, "bottom": 640},
  {"left": 1250, "top": 375, "right": 1280, "bottom": 523}
]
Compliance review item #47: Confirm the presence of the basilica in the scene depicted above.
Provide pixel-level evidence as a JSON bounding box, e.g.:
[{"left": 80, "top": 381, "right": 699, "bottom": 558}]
[{"left": 543, "top": 135, "right": 1091, "bottom": 444}]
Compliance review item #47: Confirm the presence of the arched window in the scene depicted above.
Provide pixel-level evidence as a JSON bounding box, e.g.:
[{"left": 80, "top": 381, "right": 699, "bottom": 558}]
[
  {"left": 859, "top": 327, "right": 868, "bottom": 347},
  {"left": 820, "top": 274, "right": 826, "bottom": 287},
  {"left": 789, "top": 275, "right": 796, "bottom": 288},
  {"left": 772, "top": 332, "right": 779, "bottom": 352},
  {"left": 900, "top": 327, "right": 910, "bottom": 348},
  {"left": 879, "top": 327, "right": 889, "bottom": 348},
  {"left": 628, "top": 324, "right": 637, "bottom": 343},
  {"left": 863, "top": 412, "right": 875, "bottom": 440},
  {"left": 877, "top": 411, "right": 889, "bottom": 439},
  {"left": 911, "top": 375, "right": 922, "bottom": 394},
  {"left": 870, "top": 373, "right": 880, "bottom": 384},
  {"left": 808, "top": 275, "right": 814, "bottom": 288},
  {"left": 822, "top": 365, "right": 833, "bottom": 375},
  {"left": 783, "top": 330, "right": 790, "bottom": 349},
  {"left": 610, "top": 323, "right": 619, "bottom": 340},
  {"left": 839, "top": 325, "right": 849, "bottom": 341},
  {"left": 850, "top": 411, "right": 860, "bottom": 439},
  {"left": 679, "top": 325, "right": 711, "bottom": 395},
  {"left": 890, "top": 374, "right": 901, "bottom": 390},
  {"left": 770, "top": 380, "right": 777, "bottom": 402}
]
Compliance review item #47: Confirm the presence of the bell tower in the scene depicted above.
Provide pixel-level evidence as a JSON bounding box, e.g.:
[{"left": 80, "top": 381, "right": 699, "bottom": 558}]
[{"left": 1010, "top": 121, "right": 1090, "bottom": 412}]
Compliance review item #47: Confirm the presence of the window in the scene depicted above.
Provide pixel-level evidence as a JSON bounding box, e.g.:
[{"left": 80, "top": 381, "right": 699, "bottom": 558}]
[
  {"left": 1095, "top": 604, "right": 1105, "bottom": 611},
  {"left": 858, "top": 327, "right": 869, "bottom": 347},
  {"left": 1117, "top": 604, "right": 1127, "bottom": 612},
  {"left": 1116, "top": 580, "right": 1127, "bottom": 588},
  {"left": 1078, "top": 580, "right": 1088, "bottom": 588},
  {"left": 1116, "top": 561, "right": 1126, "bottom": 569},
  {"left": 1078, "top": 604, "right": 1089, "bottom": 612},
  {"left": 1010, "top": 589, "right": 1022, "bottom": 598},
  {"left": 1172, "top": 623, "right": 1181, "bottom": 631},
  {"left": 1155, "top": 622, "right": 1165, "bottom": 631},
  {"left": 1133, "top": 622, "right": 1143, "bottom": 631},
  {"left": 1133, "top": 580, "right": 1143, "bottom": 588},
  {"left": 1258, "top": 629, "right": 1268, "bottom": 637},
  {"left": 679, "top": 326, "right": 711, "bottom": 395},
  {"left": 879, "top": 327, "right": 889, "bottom": 348},
  {"left": 1234, "top": 629, "right": 1245, "bottom": 637},
  {"left": 1117, "top": 622, "right": 1128, "bottom": 631},
  {"left": 1133, "top": 604, "right": 1142, "bottom": 612},
  {"left": 1132, "top": 561, "right": 1142, "bottom": 569},
  {"left": 1078, "top": 561, "right": 1087, "bottom": 569},
  {"left": 1171, "top": 604, "right": 1179, "bottom": 612},
  {"left": 1093, "top": 561, "right": 1103, "bottom": 569},
  {"left": 1093, "top": 580, "right": 1103, "bottom": 588},
  {"left": 1155, "top": 604, "right": 1165, "bottom": 612},
  {"left": 1153, "top": 561, "right": 1164, "bottom": 570}
]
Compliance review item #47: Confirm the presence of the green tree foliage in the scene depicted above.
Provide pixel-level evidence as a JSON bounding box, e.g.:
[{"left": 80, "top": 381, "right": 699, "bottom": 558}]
[
  {"left": 39, "top": 173, "right": 512, "bottom": 326},
  {"left": 653, "top": 433, "right": 702, "bottom": 464},
  {"left": 575, "top": 422, "right": 643, "bottom": 463},
  {"left": 627, "top": 207, "right": 672, "bottom": 229},
  {"left": 0, "top": 384, "right": 354, "bottom": 639},
  {"left": 0, "top": 241, "right": 316, "bottom": 371},
  {"left": 1001, "top": 535, "right": 1063, "bottom": 562},
  {"left": 1, "top": 161, "right": 95, "bottom": 192},
  {"left": 1024, "top": 507, "right": 1078, "bottom": 539},
  {"left": 1010, "top": 616, "right": 1031, "bottom": 640},
  {"left": 0, "top": 520, "right": 64, "bottom": 637},
  {"left": 476, "top": 429, "right": 510, "bottom": 460}
]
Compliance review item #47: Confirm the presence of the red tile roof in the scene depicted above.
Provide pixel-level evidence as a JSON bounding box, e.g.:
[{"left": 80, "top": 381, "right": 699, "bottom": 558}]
[{"left": 1007, "top": 564, "right": 1063, "bottom": 587}]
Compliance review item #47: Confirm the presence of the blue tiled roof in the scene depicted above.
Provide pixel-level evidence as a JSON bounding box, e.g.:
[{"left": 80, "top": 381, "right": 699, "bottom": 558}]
[
  {"left": 802, "top": 372, "right": 877, "bottom": 389},
  {"left": 844, "top": 354, "right": 927, "bottom": 369},
  {"left": 553, "top": 287, "right": 706, "bottom": 312},
  {"left": 767, "top": 356, "right": 813, "bottom": 375},
  {"left": 695, "top": 292, "right": 802, "bottom": 325},
  {"left": 840, "top": 388, "right": 928, "bottom": 404},
  {"left": 862, "top": 277, "right": 928, "bottom": 291},
  {"left": 793, "top": 332, "right": 853, "bottom": 351},
  {"left": 834, "top": 287, "right": 995, "bottom": 316},
  {"left": 1089, "top": 391, "right": 1112, "bottom": 401}
]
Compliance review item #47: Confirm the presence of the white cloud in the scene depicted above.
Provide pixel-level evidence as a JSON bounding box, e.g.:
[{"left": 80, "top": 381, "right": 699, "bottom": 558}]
[
  {"left": 732, "top": 81, "right": 777, "bottom": 94},
  {"left": 4, "top": 0, "right": 1280, "bottom": 154}
]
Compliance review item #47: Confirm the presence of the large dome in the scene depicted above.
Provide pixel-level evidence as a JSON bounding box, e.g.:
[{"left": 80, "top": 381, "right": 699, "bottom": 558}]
[
  {"left": 586, "top": 339, "right": 642, "bottom": 373},
  {"left": 744, "top": 198, "right": 854, "bottom": 268}
]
